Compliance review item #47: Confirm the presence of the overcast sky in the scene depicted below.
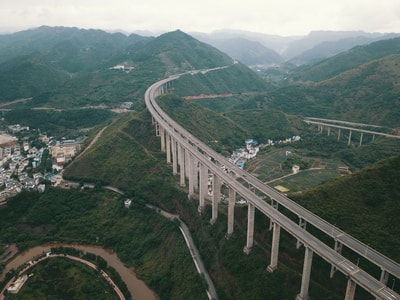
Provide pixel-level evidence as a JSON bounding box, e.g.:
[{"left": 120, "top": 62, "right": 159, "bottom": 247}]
[{"left": 2, "top": 0, "right": 400, "bottom": 36}]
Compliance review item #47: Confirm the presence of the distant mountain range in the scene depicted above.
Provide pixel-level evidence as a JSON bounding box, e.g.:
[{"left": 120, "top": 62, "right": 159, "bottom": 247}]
[
  {"left": 192, "top": 29, "right": 400, "bottom": 66},
  {"left": 0, "top": 25, "right": 399, "bottom": 129},
  {"left": 0, "top": 26, "right": 262, "bottom": 105}
]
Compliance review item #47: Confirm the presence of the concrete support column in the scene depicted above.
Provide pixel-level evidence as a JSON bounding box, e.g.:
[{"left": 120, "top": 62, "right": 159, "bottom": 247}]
[
  {"left": 166, "top": 132, "right": 171, "bottom": 164},
  {"left": 185, "top": 148, "right": 190, "bottom": 180},
  {"left": 178, "top": 144, "right": 185, "bottom": 187},
  {"left": 337, "top": 128, "right": 341, "bottom": 141},
  {"left": 380, "top": 269, "right": 389, "bottom": 285},
  {"left": 269, "top": 199, "right": 279, "bottom": 230},
  {"left": 327, "top": 127, "right": 331, "bottom": 136},
  {"left": 210, "top": 174, "right": 221, "bottom": 224},
  {"left": 171, "top": 137, "right": 177, "bottom": 175},
  {"left": 188, "top": 153, "right": 195, "bottom": 198},
  {"left": 226, "top": 187, "right": 236, "bottom": 238},
  {"left": 198, "top": 163, "right": 208, "bottom": 213},
  {"left": 348, "top": 130, "right": 352, "bottom": 146},
  {"left": 193, "top": 158, "right": 199, "bottom": 192},
  {"left": 296, "top": 217, "right": 307, "bottom": 249},
  {"left": 372, "top": 134, "right": 375, "bottom": 141},
  {"left": 296, "top": 247, "right": 313, "bottom": 300},
  {"left": 160, "top": 127, "right": 165, "bottom": 152},
  {"left": 155, "top": 122, "right": 160, "bottom": 136},
  {"left": 267, "top": 222, "right": 281, "bottom": 272},
  {"left": 344, "top": 278, "right": 356, "bottom": 300},
  {"left": 330, "top": 240, "right": 343, "bottom": 278},
  {"left": 359, "top": 132, "right": 364, "bottom": 146},
  {"left": 243, "top": 203, "right": 255, "bottom": 254}
]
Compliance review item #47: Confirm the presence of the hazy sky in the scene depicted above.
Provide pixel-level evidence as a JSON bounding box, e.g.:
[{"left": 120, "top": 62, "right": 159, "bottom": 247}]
[{"left": 2, "top": 0, "right": 400, "bottom": 36}]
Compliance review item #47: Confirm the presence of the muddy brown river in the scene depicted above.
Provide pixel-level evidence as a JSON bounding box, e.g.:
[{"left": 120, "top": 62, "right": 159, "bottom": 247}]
[{"left": 0, "top": 243, "right": 158, "bottom": 300}]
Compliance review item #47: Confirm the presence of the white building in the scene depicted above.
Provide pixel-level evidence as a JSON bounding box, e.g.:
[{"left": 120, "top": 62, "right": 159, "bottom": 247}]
[
  {"left": 7, "top": 274, "right": 28, "bottom": 294},
  {"left": 292, "top": 165, "right": 300, "bottom": 174}
]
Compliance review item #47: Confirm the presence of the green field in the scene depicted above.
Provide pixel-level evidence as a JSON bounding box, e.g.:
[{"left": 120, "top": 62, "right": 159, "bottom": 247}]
[{"left": 245, "top": 146, "right": 346, "bottom": 192}]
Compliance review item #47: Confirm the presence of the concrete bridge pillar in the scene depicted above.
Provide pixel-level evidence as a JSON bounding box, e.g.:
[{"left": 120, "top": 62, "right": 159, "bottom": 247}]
[
  {"left": 226, "top": 187, "right": 236, "bottom": 238},
  {"left": 267, "top": 222, "right": 281, "bottom": 272},
  {"left": 337, "top": 128, "right": 341, "bottom": 141},
  {"left": 380, "top": 269, "right": 389, "bottom": 285},
  {"left": 348, "top": 130, "right": 352, "bottom": 146},
  {"left": 296, "top": 247, "right": 313, "bottom": 300},
  {"left": 198, "top": 163, "right": 208, "bottom": 212},
  {"left": 178, "top": 144, "right": 185, "bottom": 187},
  {"left": 243, "top": 202, "right": 255, "bottom": 254},
  {"left": 327, "top": 127, "right": 331, "bottom": 136},
  {"left": 344, "top": 278, "right": 356, "bottom": 300},
  {"left": 188, "top": 153, "right": 195, "bottom": 197},
  {"left": 296, "top": 217, "right": 307, "bottom": 249},
  {"left": 269, "top": 199, "right": 279, "bottom": 230},
  {"left": 155, "top": 122, "right": 160, "bottom": 136},
  {"left": 166, "top": 132, "right": 171, "bottom": 164},
  {"left": 185, "top": 148, "right": 190, "bottom": 180},
  {"left": 330, "top": 240, "right": 343, "bottom": 278},
  {"left": 160, "top": 127, "right": 166, "bottom": 152},
  {"left": 193, "top": 158, "right": 199, "bottom": 192},
  {"left": 211, "top": 174, "right": 221, "bottom": 224},
  {"left": 171, "top": 137, "right": 178, "bottom": 175},
  {"left": 359, "top": 132, "right": 364, "bottom": 146}
]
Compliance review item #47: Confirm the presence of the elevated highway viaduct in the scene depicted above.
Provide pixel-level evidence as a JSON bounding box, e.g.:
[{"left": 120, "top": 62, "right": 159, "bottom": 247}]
[
  {"left": 304, "top": 118, "right": 400, "bottom": 146},
  {"left": 145, "top": 70, "right": 400, "bottom": 300}
]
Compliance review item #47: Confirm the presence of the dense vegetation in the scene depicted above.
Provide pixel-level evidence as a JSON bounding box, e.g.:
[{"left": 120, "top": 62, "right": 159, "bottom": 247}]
[
  {"left": 291, "top": 36, "right": 400, "bottom": 82},
  {"left": 6, "top": 257, "right": 120, "bottom": 300},
  {"left": 60, "top": 107, "right": 399, "bottom": 299},
  {"left": 3, "top": 108, "right": 116, "bottom": 137},
  {"left": 172, "top": 63, "right": 269, "bottom": 96},
  {"left": 291, "top": 155, "right": 400, "bottom": 263},
  {"left": 0, "top": 187, "right": 206, "bottom": 300},
  {"left": 158, "top": 92, "right": 307, "bottom": 149},
  {"left": 1, "top": 26, "right": 399, "bottom": 300}
]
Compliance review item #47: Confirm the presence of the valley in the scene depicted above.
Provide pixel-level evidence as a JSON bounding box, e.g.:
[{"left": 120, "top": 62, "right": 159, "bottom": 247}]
[{"left": 0, "top": 26, "right": 399, "bottom": 300}]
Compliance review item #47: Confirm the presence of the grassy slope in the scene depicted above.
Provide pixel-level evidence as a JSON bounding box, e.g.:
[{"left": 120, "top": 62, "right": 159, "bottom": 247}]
[
  {"left": 268, "top": 54, "right": 400, "bottom": 127},
  {"left": 293, "top": 37, "right": 400, "bottom": 82},
  {"left": 291, "top": 155, "right": 400, "bottom": 262},
  {"left": 62, "top": 107, "right": 385, "bottom": 300}
]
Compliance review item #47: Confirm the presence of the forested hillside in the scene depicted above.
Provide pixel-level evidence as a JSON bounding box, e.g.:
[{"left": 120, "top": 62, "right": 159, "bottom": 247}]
[
  {"left": 266, "top": 51, "right": 400, "bottom": 127},
  {"left": 292, "top": 155, "right": 400, "bottom": 262},
  {"left": 1, "top": 26, "right": 399, "bottom": 300},
  {"left": 0, "top": 27, "right": 260, "bottom": 109},
  {"left": 291, "top": 37, "right": 400, "bottom": 82}
]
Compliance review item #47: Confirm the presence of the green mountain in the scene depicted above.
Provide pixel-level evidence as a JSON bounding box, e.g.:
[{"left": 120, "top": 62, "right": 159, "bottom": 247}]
[
  {"left": 292, "top": 154, "right": 400, "bottom": 262},
  {"left": 204, "top": 37, "right": 283, "bottom": 65},
  {"left": 172, "top": 63, "right": 269, "bottom": 96},
  {"left": 130, "top": 30, "right": 234, "bottom": 75},
  {"left": 0, "top": 27, "right": 242, "bottom": 107},
  {"left": 292, "top": 37, "right": 400, "bottom": 81},
  {"left": 0, "top": 54, "right": 69, "bottom": 102},
  {"left": 267, "top": 53, "right": 400, "bottom": 128},
  {"left": 0, "top": 26, "right": 149, "bottom": 73}
]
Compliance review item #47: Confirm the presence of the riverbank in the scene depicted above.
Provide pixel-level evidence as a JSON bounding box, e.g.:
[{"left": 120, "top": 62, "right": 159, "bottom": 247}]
[{"left": 0, "top": 243, "right": 158, "bottom": 300}]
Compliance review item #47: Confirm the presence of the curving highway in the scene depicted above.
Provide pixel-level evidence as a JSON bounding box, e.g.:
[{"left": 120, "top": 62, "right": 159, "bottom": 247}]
[{"left": 145, "top": 69, "right": 400, "bottom": 300}]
